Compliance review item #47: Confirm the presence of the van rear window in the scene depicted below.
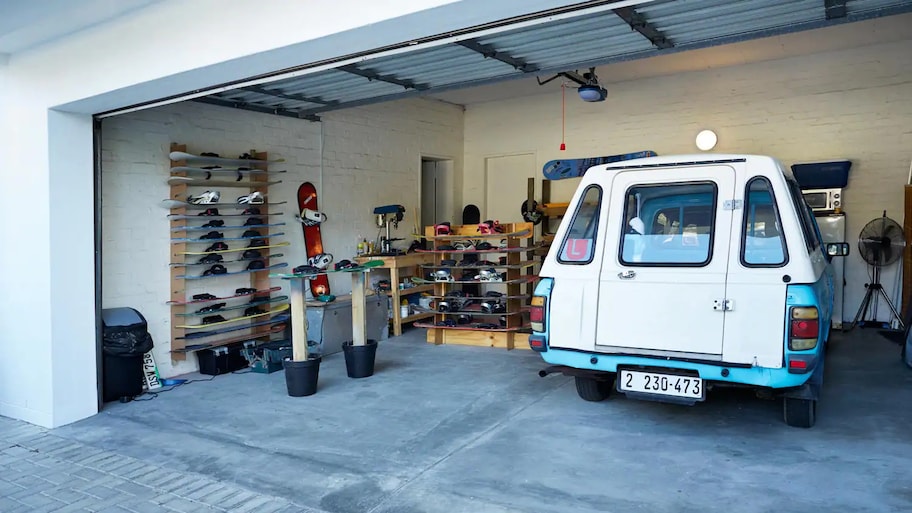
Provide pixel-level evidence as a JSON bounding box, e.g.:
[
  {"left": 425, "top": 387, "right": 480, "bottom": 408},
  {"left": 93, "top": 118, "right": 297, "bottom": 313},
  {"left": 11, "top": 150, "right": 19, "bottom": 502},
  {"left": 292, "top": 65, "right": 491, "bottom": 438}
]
[
  {"left": 558, "top": 186, "right": 601, "bottom": 264},
  {"left": 619, "top": 182, "right": 717, "bottom": 266},
  {"left": 742, "top": 177, "right": 787, "bottom": 266}
]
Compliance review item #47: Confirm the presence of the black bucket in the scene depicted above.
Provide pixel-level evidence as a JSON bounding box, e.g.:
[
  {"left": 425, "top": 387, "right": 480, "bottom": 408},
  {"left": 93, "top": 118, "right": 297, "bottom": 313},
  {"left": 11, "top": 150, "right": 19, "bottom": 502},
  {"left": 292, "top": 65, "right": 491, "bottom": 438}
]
[
  {"left": 342, "top": 339, "right": 378, "bottom": 378},
  {"left": 284, "top": 357, "right": 321, "bottom": 396}
]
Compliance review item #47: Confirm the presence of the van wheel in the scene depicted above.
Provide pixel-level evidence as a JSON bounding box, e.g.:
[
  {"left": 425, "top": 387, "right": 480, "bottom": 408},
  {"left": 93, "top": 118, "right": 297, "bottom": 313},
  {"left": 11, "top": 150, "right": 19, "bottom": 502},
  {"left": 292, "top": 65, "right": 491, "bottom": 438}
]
[
  {"left": 575, "top": 376, "right": 612, "bottom": 402},
  {"left": 783, "top": 397, "right": 816, "bottom": 428}
]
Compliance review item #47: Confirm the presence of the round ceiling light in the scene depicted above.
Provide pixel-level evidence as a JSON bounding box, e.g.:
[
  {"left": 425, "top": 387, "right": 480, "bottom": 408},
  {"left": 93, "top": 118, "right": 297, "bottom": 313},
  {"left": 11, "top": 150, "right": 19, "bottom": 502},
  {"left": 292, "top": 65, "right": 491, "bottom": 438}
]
[{"left": 695, "top": 129, "right": 717, "bottom": 151}]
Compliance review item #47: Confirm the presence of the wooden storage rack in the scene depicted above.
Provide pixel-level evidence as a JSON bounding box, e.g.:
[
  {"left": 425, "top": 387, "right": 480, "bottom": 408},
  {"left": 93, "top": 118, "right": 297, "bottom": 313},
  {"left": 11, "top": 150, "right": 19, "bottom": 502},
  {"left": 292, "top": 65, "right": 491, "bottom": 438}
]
[
  {"left": 415, "top": 222, "right": 537, "bottom": 350},
  {"left": 166, "top": 143, "right": 288, "bottom": 360}
]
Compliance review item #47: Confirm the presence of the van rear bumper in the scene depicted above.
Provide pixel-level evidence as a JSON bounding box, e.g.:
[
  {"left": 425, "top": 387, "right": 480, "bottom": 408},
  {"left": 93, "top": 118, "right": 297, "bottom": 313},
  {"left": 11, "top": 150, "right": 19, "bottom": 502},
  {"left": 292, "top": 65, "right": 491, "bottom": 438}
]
[{"left": 540, "top": 348, "right": 811, "bottom": 389}]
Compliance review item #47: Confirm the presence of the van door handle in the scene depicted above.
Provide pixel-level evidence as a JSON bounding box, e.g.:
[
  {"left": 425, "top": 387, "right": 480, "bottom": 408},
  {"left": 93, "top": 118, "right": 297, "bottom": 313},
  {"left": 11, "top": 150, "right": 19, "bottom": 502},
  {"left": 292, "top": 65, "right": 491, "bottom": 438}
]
[{"left": 618, "top": 270, "right": 636, "bottom": 280}]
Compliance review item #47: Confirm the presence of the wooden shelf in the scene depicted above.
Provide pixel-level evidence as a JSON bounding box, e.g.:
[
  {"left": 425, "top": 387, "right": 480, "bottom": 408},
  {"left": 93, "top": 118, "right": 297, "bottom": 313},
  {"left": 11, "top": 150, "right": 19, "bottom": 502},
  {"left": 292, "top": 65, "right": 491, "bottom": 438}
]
[
  {"left": 390, "top": 284, "right": 435, "bottom": 296},
  {"left": 402, "top": 312, "right": 436, "bottom": 323},
  {"left": 354, "top": 253, "right": 435, "bottom": 337}
]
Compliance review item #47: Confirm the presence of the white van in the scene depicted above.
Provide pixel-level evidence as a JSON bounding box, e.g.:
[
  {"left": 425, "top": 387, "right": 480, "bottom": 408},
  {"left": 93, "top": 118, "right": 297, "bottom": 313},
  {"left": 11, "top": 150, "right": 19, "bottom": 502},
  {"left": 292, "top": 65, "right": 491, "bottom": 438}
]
[{"left": 529, "top": 154, "right": 849, "bottom": 428}]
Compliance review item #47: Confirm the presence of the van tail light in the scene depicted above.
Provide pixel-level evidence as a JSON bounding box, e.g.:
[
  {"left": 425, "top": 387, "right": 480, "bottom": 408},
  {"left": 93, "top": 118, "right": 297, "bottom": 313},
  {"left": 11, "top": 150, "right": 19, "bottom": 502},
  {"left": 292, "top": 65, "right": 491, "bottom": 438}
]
[
  {"left": 530, "top": 296, "right": 546, "bottom": 333},
  {"left": 789, "top": 307, "right": 819, "bottom": 351}
]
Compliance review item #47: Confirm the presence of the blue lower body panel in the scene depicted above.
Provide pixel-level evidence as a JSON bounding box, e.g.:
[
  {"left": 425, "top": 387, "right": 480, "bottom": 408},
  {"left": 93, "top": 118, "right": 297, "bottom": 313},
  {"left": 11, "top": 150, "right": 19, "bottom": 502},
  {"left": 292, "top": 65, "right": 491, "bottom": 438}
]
[{"left": 540, "top": 348, "right": 812, "bottom": 390}]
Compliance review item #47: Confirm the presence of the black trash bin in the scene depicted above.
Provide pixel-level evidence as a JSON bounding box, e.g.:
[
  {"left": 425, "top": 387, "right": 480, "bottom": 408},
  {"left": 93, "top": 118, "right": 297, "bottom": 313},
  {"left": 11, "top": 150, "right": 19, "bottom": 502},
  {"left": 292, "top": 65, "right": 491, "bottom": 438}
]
[{"left": 101, "top": 307, "right": 154, "bottom": 403}]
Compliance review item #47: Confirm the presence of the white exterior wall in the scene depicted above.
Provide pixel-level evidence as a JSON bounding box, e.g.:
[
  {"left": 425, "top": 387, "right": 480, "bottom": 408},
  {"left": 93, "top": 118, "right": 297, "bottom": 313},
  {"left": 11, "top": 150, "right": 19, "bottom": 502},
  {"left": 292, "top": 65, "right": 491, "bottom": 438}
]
[
  {"left": 101, "top": 99, "right": 463, "bottom": 378},
  {"left": 0, "top": 0, "right": 578, "bottom": 427},
  {"left": 463, "top": 38, "right": 912, "bottom": 325}
]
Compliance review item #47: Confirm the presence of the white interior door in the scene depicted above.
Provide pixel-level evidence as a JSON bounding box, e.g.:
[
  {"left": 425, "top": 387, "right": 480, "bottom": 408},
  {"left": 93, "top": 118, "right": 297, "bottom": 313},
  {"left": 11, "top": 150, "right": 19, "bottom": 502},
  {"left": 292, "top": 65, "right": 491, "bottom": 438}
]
[
  {"left": 485, "top": 153, "right": 535, "bottom": 223},
  {"left": 596, "top": 166, "right": 736, "bottom": 357}
]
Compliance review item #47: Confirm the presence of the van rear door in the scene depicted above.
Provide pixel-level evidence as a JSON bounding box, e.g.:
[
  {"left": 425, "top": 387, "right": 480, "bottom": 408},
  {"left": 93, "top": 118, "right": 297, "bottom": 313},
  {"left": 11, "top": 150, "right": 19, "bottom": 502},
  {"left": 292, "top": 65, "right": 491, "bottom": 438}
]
[{"left": 596, "top": 164, "right": 736, "bottom": 358}]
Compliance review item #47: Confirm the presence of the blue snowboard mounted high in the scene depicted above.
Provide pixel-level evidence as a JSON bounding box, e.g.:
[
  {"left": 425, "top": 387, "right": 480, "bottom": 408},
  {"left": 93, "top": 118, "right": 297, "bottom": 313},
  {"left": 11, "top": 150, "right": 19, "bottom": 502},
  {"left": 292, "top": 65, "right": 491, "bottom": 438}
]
[{"left": 543, "top": 150, "right": 657, "bottom": 180}]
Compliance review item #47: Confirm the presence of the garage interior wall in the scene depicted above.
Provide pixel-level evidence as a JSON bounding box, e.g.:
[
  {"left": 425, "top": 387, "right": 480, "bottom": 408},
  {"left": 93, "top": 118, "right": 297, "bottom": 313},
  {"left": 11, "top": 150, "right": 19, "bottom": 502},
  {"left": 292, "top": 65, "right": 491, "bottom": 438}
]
[
  {"left": 463, "top": 38, "right": 912, "bottom": 324},
  {"left": 102, "top": 98, "right": 463, "bottom": 377}
]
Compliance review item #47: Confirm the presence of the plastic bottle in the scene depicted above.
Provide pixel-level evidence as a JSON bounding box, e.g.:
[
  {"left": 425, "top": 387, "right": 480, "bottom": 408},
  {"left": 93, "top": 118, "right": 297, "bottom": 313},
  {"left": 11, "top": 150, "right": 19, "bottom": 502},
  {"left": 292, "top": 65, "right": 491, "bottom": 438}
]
[
  {"left": 400, "top": 299, "right": 409, "bottom": 319},
  {"left": 357, "top": 240, "right": 364, "bottom": 256}
]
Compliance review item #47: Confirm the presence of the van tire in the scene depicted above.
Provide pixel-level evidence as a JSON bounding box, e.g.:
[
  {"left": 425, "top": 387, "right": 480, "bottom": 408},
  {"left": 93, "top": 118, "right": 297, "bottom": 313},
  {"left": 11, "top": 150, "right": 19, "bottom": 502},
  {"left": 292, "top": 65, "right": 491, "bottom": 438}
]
[
  {"left": 575, "top": 376, "right": 611, "bottom": 402},
  {"left": 783, "top": 397, "right": 816, "bottom": 428}
]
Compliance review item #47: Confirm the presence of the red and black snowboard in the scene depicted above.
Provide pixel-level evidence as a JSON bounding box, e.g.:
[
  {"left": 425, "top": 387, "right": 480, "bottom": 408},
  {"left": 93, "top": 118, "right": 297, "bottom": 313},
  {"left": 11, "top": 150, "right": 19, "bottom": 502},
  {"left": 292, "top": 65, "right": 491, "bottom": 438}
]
[{"left": 297, "top": 182, "right": 330, "bottom": 297}]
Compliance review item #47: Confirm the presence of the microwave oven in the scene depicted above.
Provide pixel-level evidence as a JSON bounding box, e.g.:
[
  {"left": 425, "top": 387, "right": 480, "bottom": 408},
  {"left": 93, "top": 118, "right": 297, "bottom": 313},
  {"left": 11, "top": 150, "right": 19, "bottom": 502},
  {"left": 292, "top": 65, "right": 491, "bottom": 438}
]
[{"left": 801, "top": 188, "right": 842, "bottom": 212}]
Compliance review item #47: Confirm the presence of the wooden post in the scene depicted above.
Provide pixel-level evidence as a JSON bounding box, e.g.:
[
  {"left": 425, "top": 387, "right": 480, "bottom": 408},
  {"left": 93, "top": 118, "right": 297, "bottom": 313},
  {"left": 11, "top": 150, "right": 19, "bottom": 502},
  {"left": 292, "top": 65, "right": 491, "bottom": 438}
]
[
  {"left": 169, "top": 143, "right": 188, "bottom": 360},
  {"left": 290, "top": 278, "right": 309, "bottom": 361},
  {"left": 351, "top": 271, "right": 367, "bottom": 346}
]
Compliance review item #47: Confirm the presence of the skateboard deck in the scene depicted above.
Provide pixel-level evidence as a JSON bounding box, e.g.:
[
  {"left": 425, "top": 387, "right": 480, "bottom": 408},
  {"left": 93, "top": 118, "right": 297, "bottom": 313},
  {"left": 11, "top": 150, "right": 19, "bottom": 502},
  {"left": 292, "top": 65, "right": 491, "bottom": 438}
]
[
  {"left": 169, "top": 151, "right": 285, "bottom": 166},
  {"left": 176, "top": 295, "right": 289, "bottom": 317},
  {"left": 411, "top": 305, "right": 525, "bottom": 317},
  {"left": 176, "top": 241, "right": 290, "bottom": 255},
  {"left": 177, "top": 313, "right": 290, "bottom": 340},
  {"left": 166, "top": 286, "right": 281, "bottom": 306},
  {"left": 270, "top": 260, "right": 384, "bottom": 279},
  {"left": 170, "top": 232, "right": 283, "bottom": 243},
  {"left": 171, "top": 222, "right": 285, "bottom": 232},
  {"left": 409, "top": 275, "right": 537, "bottom": 286},
  {"left": 542, "top": 150, "right": 657, "bottom": 180},
  {"left": 169, "top": 253, "right": 284, "bottom": 268},
  {"left": 419, "top": 260, "right": 536, "bottom": 270},
  {"left": 178, "top": 262, "right": 288, "bottom": 280},
  {"left": 415, "top": 244, "right": 542, "bottom": 254},
  {"left": 176, "top": 303, "right": 289, "bottom": 329},
  {"left": 167, "top": 177, "right": 283, "bottom": 187},
  {"left": 411, "top": 228, "right": 531, "bottom": 240},
  {"left": 297, "top": 182, "right": 330, "bottom": 296}
]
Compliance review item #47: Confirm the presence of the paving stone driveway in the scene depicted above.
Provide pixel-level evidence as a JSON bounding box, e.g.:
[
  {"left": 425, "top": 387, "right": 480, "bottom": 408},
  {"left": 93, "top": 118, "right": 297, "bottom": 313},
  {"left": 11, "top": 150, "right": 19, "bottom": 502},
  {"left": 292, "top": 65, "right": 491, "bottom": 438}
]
[{"left": 0, "top": 416, "right": 319, "bottom": 513}]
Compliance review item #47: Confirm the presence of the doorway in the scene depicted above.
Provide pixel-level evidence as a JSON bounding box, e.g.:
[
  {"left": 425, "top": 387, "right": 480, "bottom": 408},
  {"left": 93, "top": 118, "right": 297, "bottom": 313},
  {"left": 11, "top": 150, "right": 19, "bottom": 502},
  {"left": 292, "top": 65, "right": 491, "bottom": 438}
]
[
  {"left": 484, "top": 153, "right": 536, "bottom": 224},
  {"left": 421, "top": 157, "right": 455, "bottom": 231}
]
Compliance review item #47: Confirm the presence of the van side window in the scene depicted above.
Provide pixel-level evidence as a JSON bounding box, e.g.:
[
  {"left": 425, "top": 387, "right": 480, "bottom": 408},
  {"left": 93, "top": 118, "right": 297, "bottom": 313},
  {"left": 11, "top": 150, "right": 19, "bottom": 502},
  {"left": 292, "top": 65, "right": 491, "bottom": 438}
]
[
  {"left": 558, "top": 186, "right": 601, "bottom": 264},
  {"left": 619, "top": 182, "right": 717, "bottom": 266},
  {"left": 742, "top": 177, "right": 788, "bottom": 266},
  {"left": 786, "top": 178, "right": 820, "bottom": 253}
]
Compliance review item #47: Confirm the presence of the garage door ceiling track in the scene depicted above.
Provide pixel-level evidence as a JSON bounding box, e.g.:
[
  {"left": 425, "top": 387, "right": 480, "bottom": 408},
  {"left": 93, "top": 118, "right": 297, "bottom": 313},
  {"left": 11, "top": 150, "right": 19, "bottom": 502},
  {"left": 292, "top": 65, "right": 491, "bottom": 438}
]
[{"left": 195, "top": 0, "right": 912, "bottom": 120}]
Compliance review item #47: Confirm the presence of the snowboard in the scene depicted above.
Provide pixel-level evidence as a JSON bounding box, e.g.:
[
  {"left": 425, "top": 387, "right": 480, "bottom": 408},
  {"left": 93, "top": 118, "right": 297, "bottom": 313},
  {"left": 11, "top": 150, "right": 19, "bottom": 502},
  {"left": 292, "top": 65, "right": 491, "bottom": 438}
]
[
  {"left": 169, "top": 151, "right": 285, "bottom": 166},
  {"left": 166, "top": 286, "right": 281, "bottom": 306},
  {"left": 542, "top": 150, "right": 657, "bottom": 180},
  {"left": 411, "top": 305, "right": 524, "bottom": 317},
  {"left": 176, "top": 303, "right": 289, "bottom": 329},
  {"left": 177, "top": 241, "right": 290, "bottom": 256},
  {"left": 160, "top": 199, "right": 285, "bottom": 210},
  {"left": 167, "top": 211, "right": 282, "bottom": 220},
  {"left": 419, "top": 259, "right": 536, "bottom": 270},
  {"left": 297, "top": 182, "right": 330, "bottom": 297},
  {"left": 170, "top": 232, "right": 284, "bottom": 243},
  {"left": 178, "top": 312, "right": 290, "bottom": 340},
  {"left": 169, "top": 253, "right": 284, "bottom": 268},
  {"left": 177, "top": 262, "right": 288, "bottom": 280},
  {"left": 269, "top": 259, "right": 385, "bottom": 279},
  {"left": 170, "top": 166, "right": 286, "bottom": 176},
  {"left": 171, "top": 222, "right": 285, "bottom": 232},
  {"left": 167, "top": 176, "right": 283, "bottom": 187},
  {"left": 176, "top": 295, "right": 289, "bottom": 317}
]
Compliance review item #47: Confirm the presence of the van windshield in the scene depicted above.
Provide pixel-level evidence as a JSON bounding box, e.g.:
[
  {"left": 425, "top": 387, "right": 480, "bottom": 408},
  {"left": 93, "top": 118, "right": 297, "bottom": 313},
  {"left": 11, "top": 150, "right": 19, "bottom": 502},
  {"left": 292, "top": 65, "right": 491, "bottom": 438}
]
[{"left": 619, "top": 182, "right": 717, "bottom": 266}]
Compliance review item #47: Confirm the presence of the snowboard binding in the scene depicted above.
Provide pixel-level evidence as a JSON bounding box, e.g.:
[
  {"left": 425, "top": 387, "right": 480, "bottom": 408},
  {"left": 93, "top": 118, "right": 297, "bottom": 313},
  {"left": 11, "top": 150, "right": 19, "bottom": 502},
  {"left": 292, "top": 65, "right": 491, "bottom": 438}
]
[
  {"left": 237, "top": 191, "right": 265, "bottom": 205},
  {"left": 478, "top": 220, "right": 504, "bottom": 235},
  {"left": 295, "top": 208, "right": 327, "bottom": 227},
  {"left": 188, "top": 191, "right": 220, "bottom": 205},
  {"left": 308, "top": 253, "right": 333, "bottom": 269}
]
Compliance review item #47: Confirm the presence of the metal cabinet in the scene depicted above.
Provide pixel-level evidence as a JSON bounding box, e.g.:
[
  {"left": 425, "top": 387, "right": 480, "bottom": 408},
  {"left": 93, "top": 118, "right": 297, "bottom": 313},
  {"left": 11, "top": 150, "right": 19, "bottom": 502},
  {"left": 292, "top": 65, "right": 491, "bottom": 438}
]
[{"left": 305, "top": 293, "right": 389, "bottom": 356}]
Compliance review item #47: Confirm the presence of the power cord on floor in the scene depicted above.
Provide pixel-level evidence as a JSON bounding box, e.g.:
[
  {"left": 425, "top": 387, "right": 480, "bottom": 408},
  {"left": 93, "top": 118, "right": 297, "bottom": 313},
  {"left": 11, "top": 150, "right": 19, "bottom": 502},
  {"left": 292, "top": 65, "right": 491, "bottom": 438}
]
[{"left": 131, "top": 374, "right": 218, "bottom": 401}]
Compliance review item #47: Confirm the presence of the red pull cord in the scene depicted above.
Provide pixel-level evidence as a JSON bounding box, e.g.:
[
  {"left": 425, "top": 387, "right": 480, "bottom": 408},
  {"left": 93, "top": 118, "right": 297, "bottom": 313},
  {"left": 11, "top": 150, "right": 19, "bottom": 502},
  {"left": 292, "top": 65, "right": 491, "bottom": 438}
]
[{"left": 560, "top": 83, "right": 566, "bottom": 151}]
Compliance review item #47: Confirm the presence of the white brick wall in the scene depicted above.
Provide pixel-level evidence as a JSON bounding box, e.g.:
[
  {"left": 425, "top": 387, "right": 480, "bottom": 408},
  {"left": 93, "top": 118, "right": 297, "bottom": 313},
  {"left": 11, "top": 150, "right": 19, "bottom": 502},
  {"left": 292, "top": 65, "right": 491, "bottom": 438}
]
[
  {"left": 102, "top": 98, "right": 463, "bottom": 377},
  {"left": 463, "top": 38, "right": 912, "bottom": 325}
]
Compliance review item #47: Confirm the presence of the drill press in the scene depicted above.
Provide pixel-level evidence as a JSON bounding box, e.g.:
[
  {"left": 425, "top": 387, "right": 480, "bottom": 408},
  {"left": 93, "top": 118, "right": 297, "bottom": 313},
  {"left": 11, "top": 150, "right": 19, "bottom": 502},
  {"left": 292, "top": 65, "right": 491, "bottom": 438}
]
[{"left": 373, "top": 204, "right": 406, "bottom": 255}]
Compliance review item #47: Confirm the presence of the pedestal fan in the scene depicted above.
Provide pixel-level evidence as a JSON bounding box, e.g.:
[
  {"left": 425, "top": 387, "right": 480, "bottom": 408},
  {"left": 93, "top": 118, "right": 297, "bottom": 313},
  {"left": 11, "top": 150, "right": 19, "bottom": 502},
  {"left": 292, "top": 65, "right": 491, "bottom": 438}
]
[{"left": 848, "top": 211, "right": 906, "bottom": 330}]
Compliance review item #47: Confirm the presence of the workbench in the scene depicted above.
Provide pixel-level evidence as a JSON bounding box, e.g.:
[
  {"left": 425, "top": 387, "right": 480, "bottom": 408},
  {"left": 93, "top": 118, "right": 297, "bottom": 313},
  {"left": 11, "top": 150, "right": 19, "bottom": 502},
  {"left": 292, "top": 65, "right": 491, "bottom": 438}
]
[{"left": 355, "top": 252, "right": 436, "bottom": 336}]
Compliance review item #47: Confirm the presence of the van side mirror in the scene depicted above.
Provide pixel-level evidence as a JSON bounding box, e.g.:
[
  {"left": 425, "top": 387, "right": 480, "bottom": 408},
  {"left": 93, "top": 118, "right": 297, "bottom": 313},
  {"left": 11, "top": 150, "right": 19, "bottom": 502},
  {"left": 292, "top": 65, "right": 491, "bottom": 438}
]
[{"left": 826, "top": 242, "right": 850, "bottom": 257}]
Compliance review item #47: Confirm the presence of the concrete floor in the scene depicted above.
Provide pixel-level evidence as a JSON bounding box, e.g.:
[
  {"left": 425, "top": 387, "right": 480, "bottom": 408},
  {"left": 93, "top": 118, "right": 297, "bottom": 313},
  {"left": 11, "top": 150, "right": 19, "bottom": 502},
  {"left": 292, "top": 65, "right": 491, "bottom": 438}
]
[{"left": 6, "top": 328, "right": 912, "bottom": 512}]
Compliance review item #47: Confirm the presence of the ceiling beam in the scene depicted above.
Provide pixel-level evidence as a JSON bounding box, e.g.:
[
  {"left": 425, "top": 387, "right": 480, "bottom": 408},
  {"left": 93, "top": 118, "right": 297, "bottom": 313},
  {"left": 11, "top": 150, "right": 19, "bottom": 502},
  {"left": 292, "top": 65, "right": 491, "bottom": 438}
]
[
  {"left": 240, "top": 86, "right": 337, "bottom": 107},
  {"left": 337, "top": 64, "right": 428, "bottom": 90},
  {"left": 825, "top": 0, "right": 847, "bottom": 20},
  {"left": 456, "top": 39, "right": 539, "bottom": 72},
  {"left": 192, "top": 97, "right": 320, "bottom": 122},
  {"left": 612, "top": 6, "right": 673, "bottom": 49}
]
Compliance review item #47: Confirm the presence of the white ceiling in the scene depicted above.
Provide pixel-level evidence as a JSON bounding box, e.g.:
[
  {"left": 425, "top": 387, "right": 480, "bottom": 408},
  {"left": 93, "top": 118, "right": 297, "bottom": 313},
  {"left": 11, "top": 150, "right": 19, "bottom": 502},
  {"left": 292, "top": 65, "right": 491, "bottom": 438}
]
[
  {"left": 0, "top": 0, "right": 162, "bottom": 56},
  {"left": 429, "top": 11, "right": 912, "bottom": 106}
]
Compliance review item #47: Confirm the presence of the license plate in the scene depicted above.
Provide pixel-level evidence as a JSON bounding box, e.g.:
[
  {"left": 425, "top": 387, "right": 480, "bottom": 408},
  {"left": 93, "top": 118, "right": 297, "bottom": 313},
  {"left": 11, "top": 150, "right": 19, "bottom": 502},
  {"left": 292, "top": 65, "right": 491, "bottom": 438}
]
[{"left": 618, "top": 370, "right": 704, "bottom": 400}]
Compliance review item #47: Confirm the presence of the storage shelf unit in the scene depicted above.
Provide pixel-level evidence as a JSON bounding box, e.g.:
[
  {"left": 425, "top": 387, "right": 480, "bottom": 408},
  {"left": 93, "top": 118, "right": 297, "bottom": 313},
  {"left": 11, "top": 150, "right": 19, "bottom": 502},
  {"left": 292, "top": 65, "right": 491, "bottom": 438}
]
[
  {"left": 166, "top": 143, "right": 288, "bottom": 360},
  {"left": 415, "top": 222, "right": 536, "bottom": 350},
  {"left": 354, "top": 252, "right": 436, "bottom": 336}
]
